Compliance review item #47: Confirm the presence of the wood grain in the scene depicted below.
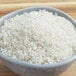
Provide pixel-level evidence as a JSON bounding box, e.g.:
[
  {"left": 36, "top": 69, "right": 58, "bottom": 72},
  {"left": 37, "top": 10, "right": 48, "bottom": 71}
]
[
  {"left": 0, "top": 2, "right": 76, "bottom": 17},
  {"left": 0, "top": 2, "right": 76, "bottom": 76},
  {"left": 0, "top": 0, "right": 76, "bottom": 3}
]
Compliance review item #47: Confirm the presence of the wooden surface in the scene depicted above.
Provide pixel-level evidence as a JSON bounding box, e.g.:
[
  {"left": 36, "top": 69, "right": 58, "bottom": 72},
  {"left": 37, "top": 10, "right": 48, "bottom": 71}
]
[
  {"left": 0, "top": 2, "right": 76, "bottom": 17},
  {"left": 0, "top": 1, "right": 76, "bottom": 76},
  {"left": 0, "top": 0, "right": 76, "bottom": 3}
]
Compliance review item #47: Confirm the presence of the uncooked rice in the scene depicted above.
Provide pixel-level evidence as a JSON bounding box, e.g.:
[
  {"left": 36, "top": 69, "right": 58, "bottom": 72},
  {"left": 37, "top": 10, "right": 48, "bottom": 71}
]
[{"left": 0, "top": 10, "right": 76, "bottom": 64}]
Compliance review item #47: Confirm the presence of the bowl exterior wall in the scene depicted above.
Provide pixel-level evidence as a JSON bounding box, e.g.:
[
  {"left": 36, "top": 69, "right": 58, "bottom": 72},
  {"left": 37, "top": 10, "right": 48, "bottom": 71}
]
[{"left": 2, "top": 58, "right": 74, "bottom": 76}]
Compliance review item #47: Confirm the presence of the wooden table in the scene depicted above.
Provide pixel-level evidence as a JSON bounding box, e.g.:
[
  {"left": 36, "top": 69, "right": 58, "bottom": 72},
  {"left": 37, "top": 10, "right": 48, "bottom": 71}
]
[{"left": 0, "top": 0, "right": 76, "bottom": 76}]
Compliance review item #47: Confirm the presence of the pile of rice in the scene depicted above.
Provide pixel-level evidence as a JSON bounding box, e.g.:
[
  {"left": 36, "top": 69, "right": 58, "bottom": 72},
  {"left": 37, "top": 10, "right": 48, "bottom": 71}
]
[{"left": 0, "top": 10, "right": 76, "bottom": 64}]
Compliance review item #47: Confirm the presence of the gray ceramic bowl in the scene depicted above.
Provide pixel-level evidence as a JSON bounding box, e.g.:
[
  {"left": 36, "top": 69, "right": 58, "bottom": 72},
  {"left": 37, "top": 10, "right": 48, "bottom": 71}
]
[{"left": 0, "top": 6, "right": 76, "bottom": 76}]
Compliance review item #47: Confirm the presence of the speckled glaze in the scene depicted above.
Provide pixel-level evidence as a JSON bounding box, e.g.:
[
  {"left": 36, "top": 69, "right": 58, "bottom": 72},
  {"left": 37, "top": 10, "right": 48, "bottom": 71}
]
[{"left": 0, "top": 6, "right": 76, "bottom": 76}]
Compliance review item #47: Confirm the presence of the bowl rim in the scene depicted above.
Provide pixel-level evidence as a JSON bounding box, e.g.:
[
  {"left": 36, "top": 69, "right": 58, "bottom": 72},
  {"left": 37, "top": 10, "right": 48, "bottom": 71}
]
[{"left": 0, "top": 6, "right": 76, "bottom": 69}]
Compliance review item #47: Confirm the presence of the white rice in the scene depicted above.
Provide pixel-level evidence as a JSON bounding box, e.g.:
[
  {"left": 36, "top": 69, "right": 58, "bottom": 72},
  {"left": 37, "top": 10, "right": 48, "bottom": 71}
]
[{"left": 0, "top": 10, "right": 76, "bottom": 64}]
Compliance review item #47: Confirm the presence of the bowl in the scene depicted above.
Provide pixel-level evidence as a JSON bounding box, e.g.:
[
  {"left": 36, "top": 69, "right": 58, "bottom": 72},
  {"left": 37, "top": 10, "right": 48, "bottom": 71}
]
[{"left": 0, "top": 6, "right": 76, "bottom": 76}]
